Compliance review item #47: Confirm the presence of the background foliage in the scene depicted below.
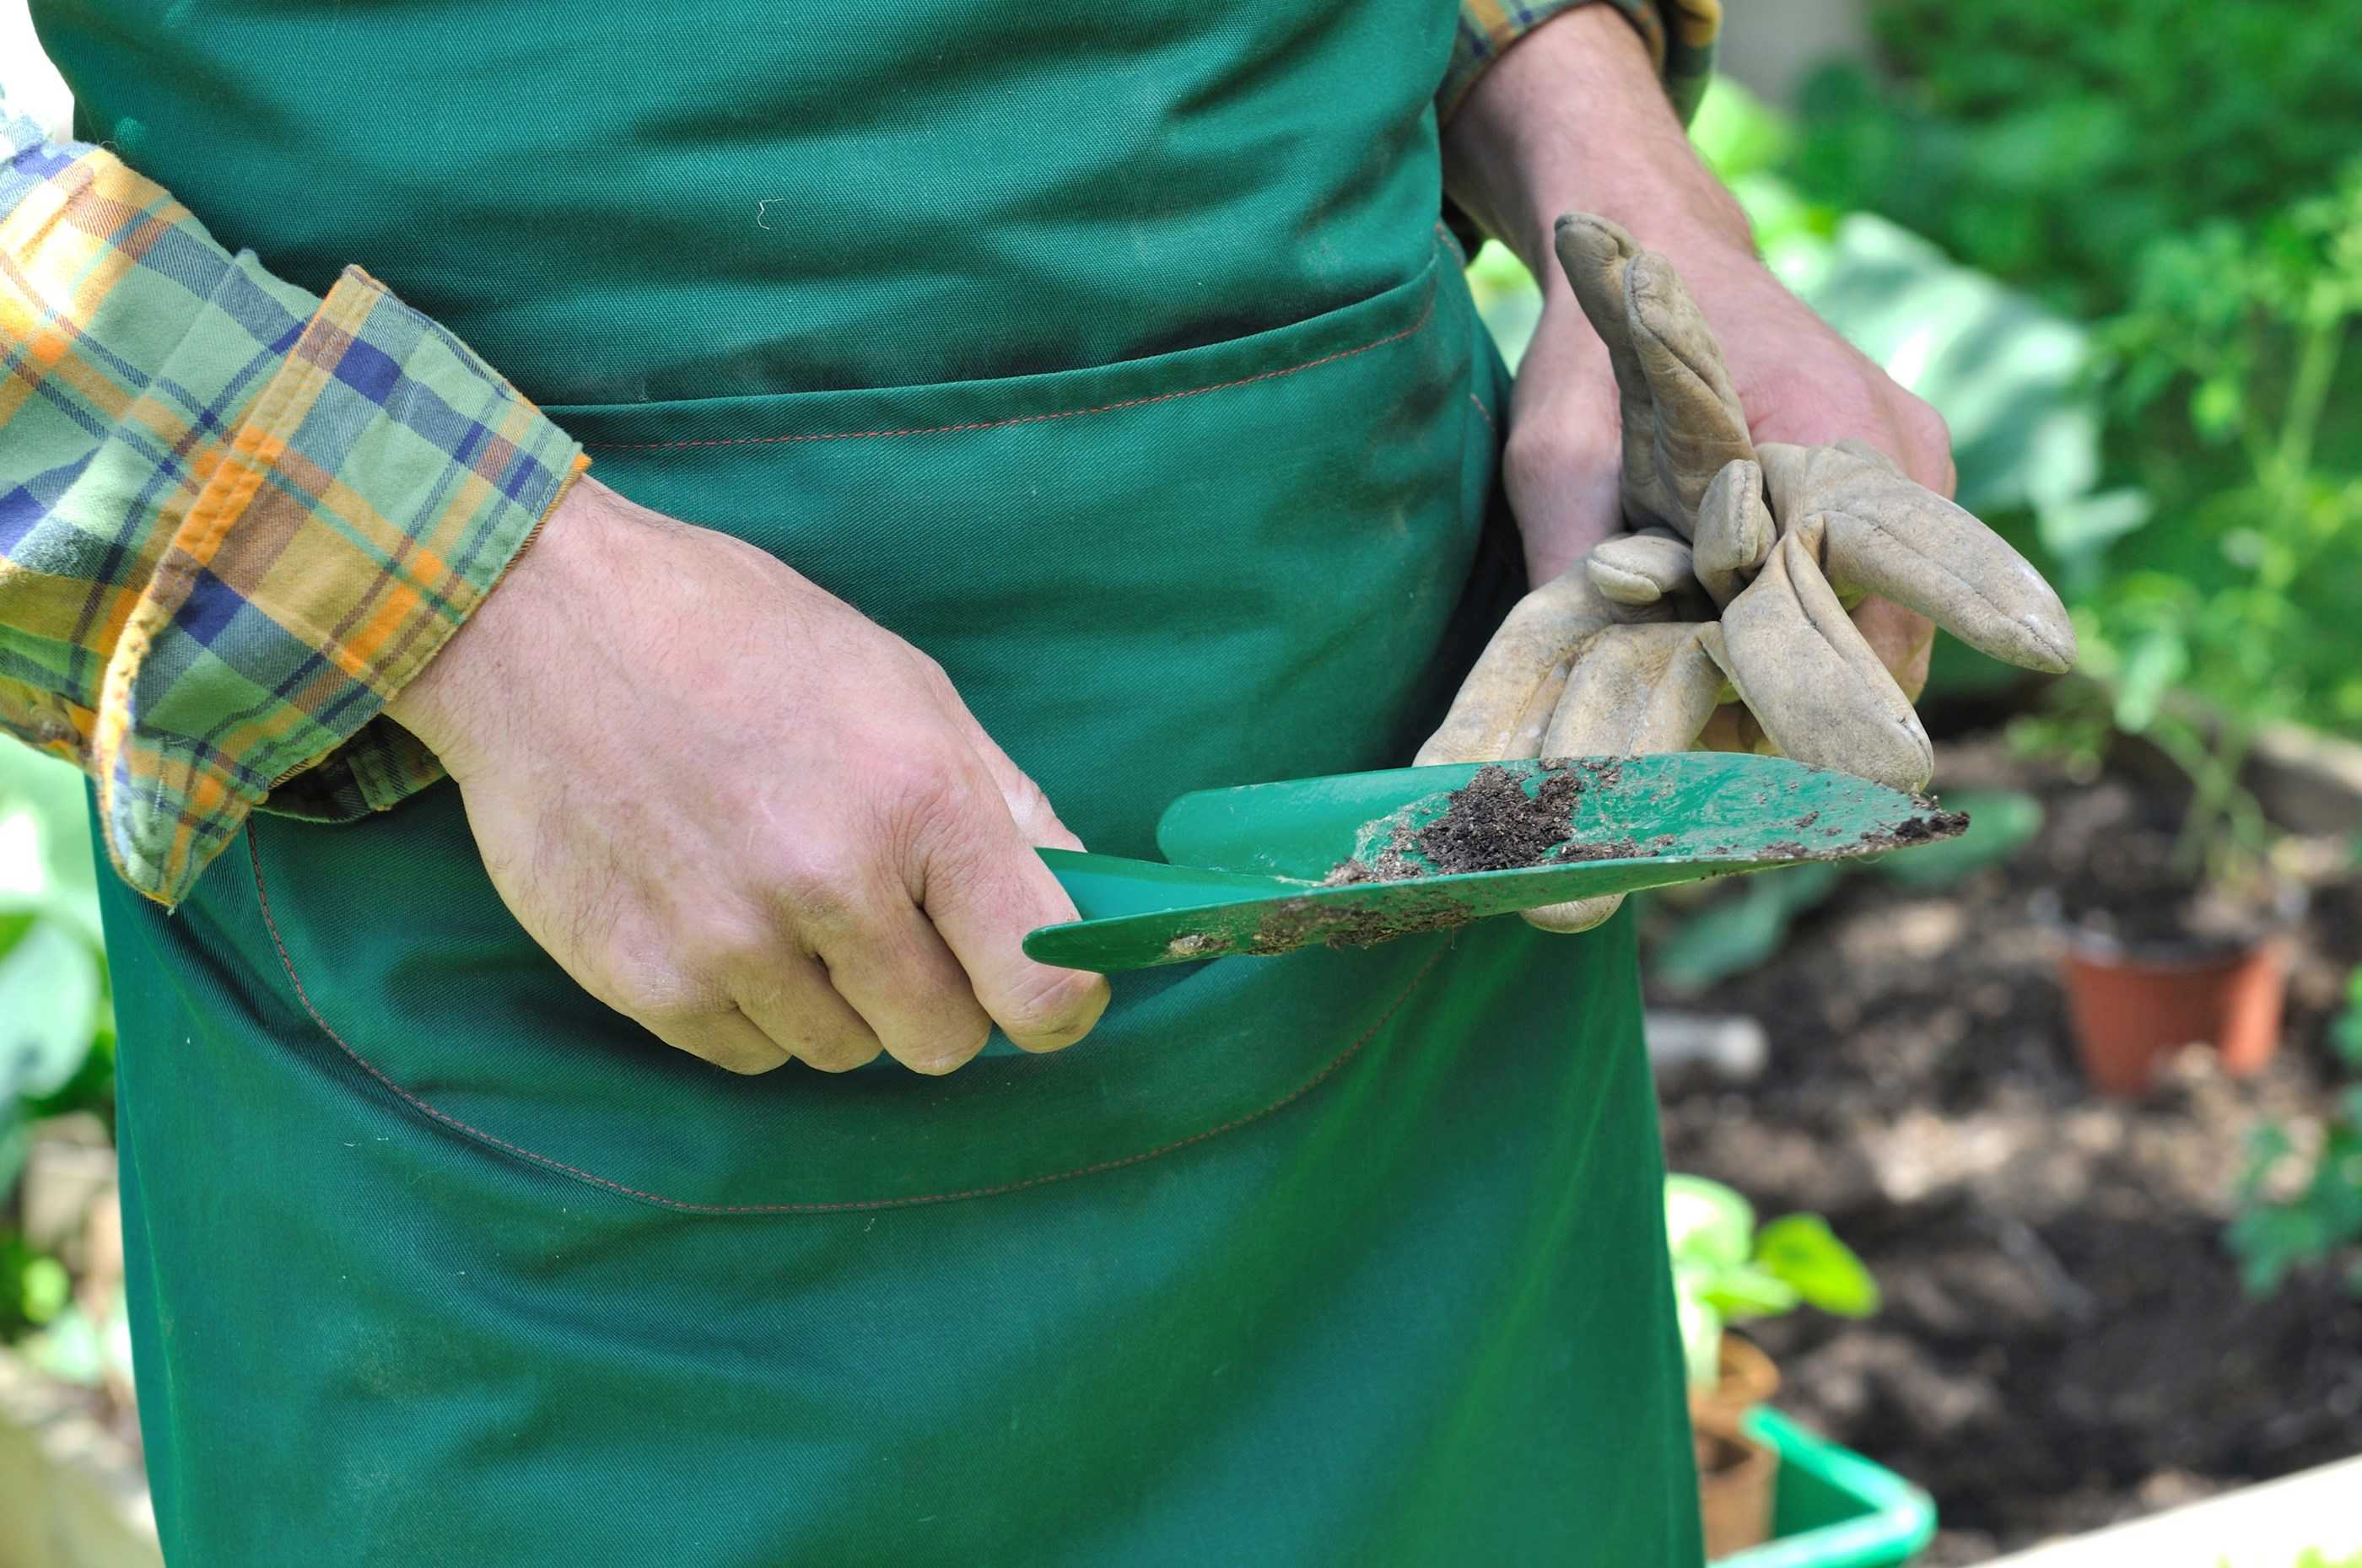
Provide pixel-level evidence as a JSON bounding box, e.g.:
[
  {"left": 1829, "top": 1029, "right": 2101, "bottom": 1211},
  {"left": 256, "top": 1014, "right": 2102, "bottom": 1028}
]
[
  {"left": 1791, "top": 0, "right": 2362, "bottom": 320},
  {"left": 0, "top": 743, "right": 113, "bottom": 1340},
  {"left": 1790, "top": 0, "right": 2362, "bottom": 737}
]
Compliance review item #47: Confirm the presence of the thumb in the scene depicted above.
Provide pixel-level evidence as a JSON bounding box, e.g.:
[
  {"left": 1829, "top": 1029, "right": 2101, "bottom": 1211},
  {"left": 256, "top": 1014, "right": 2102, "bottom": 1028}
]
[
  {"left": 919, "top": 787, "right": 1112, "bottom": 1054},
  {"left": 926, "top": 675, "right": 1089, "bottom": 854},
  {"left": 1501, "top": 311, "right": 1631, "bottom": 585},
  {"left": 957, "top": 718, "right": 1088, "bottom": 854}
]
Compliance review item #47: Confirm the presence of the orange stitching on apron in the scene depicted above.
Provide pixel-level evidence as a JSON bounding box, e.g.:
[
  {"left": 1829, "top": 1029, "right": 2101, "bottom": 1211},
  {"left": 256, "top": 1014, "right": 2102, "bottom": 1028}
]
[
  {"left": 1465, "top": 391, "right": 1496, "bottom": 434},
  {"left": 246, "top": 829, "right": 1446, "bottom": 1215},
  {"left": 581, "top": 278, "right": 1443, "bottom": 452}
]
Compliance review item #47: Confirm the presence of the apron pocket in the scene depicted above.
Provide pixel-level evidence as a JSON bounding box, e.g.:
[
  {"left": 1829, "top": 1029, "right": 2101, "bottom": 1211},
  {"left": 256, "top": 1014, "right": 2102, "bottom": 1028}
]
[{"left": 226, "top": 242, "right": 1503, "bottom": 1213}]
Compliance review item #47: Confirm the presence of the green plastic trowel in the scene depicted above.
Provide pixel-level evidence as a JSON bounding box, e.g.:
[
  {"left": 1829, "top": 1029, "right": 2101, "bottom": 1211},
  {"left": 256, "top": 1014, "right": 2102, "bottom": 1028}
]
[{"left": 1022, "top": 753, "right": 1964, "bottom": 973}]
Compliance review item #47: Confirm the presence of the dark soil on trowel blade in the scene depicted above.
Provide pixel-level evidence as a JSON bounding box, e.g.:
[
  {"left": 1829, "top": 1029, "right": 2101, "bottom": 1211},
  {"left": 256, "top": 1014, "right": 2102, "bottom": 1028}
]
[
  {"left": 1416, "top": 763, "right": 1588, "bottom": 873},
  {"left": 1854, "top": 808, "right": 1973, "bottom": 854},
  {"left": 1323, "top": 762, "right": 1648, "bottom": 886},
  {"left": 1245, "top": 887, "right": 1480, "bottom": 955}
]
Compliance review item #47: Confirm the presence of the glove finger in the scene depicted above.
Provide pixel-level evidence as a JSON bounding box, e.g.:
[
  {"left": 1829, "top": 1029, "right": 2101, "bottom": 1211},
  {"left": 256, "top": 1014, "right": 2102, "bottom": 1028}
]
[
  {"left": 1691, "top": 457, "right": 1775, "bottom": 607},
  {"left": 1587, "top": 529, "right": 1697, "bottom": 606},
  {"left": 1710, "top": 534, "right": 1935, "bottom": 792},
  {"left": 1758, "top": 443, "right": 2076, "bottom": 673},
  {"left": 1624, "top": 252, "right": 1757, "bottom": 536},
  {"left": 1541, "top": 621, "right": 1729, "bottom": 760},
  {"left": 1553, "top": 213, "right": 1675, "bottom": 535},
  {"left": 1519, "top": 620, "right": 1726, "bottom": 935},
  {"left": 1416, "top": 568, "right": 1669, "bottom": 767}
]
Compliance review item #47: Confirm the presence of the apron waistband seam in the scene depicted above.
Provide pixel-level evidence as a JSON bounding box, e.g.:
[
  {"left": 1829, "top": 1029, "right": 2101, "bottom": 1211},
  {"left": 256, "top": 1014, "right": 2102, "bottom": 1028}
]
[
  {"left": 583, "top": 235, "right": 1452, "bottom": 453},
  {"left": 245, "top": 827, "right": 1448, "bottom": 1215}
]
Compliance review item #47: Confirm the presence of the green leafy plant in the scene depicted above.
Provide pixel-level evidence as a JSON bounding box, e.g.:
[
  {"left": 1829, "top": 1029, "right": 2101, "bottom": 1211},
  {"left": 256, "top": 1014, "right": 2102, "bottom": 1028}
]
[
  {"left": 2022, "top": 166, "right": 2362, "bottom": 886},
  {"left": 1665, "top": 1174, "right": 1880, "bottom": 1390},
  {"left": 2230, "top": 966, "right": 2362, "bottom": 1297},
  {"left": 1788, "top": 7, "right": 2362, "bottom": 739}
]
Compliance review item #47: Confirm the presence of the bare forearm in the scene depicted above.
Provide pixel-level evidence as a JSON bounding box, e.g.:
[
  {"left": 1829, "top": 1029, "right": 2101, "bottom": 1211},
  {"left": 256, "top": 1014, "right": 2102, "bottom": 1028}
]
[{"left": 1441, "top": 5, "right": 1750, "bottom": 286}]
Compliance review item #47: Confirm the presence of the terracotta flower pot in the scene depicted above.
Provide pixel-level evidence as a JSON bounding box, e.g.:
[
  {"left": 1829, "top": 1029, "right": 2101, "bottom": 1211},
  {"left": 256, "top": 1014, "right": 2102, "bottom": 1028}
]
[
  {"left": 2058, "top": 933, "right": 2290, "bottom": 1097},
  {"left": 1689, "top": 1332, "right": 1780, "bottom": 1436},
  {"left": 1690, "top": 1334, "right": 1782, "bottom": 1558},
  {"left": 1695, "top": 1423, "right": 1778, "bottom": 1560}
]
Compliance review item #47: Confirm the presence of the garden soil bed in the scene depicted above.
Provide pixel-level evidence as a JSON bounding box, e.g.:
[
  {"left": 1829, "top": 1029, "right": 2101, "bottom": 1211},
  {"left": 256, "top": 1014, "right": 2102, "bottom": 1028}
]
[{"left": 1649, "top": 730, "right": 2362, "bottom": 1565}]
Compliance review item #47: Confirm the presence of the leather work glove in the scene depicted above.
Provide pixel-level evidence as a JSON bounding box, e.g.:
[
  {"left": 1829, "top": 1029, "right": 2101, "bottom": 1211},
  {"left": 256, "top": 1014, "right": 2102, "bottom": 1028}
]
[{"left": 1419, "top": 214, "right": 2076, "bottom": 933}]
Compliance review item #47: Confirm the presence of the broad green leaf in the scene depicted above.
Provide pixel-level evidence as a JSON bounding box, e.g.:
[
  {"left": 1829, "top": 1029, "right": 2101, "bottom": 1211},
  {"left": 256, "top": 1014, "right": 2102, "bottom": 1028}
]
[
  {"left": 0, "top": 919, "right": 103, "bottom": 1102},
  {"left": 1763, "top": 212, "right": 2108, "bottom": 525},
  {"left": 1651, "top": 861, "right": 1844, "bottom": 994},
  {"left": 1664, "top": 1174, "right": 1755, "bottom": 1269},
  {"left": 1695, "top": 1263, "right": 1803, "bottom": 1319},
  {"left": 0, "top": 743, "right": 102, "bottom": 948},
  {"left": 2036, "top": 488, "right": 2155, "bottom": 579},
  {"left": 1755, "top": 1214, "right": 1882, "bottom": 1317}
]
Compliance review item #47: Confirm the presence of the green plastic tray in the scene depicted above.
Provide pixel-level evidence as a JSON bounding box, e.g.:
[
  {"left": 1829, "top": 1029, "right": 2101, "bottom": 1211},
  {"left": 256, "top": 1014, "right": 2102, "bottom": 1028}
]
[{"left": 1712, "top": 1408, "right": 1937, "bottom": 1568}]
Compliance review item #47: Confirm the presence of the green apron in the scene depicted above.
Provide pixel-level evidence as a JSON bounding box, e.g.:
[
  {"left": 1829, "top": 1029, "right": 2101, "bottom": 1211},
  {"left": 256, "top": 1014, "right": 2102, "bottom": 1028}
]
[{"left": 50, "top": 1, "right": 1700, "bottom": 1560}]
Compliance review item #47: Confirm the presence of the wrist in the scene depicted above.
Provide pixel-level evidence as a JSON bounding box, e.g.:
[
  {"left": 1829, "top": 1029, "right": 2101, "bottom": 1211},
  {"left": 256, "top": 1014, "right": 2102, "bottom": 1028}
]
[
  {"left": 387, "top": 474, "right": 610, "bottom": 768},
  {"left": 1443, "top": 3, "right": 1749, "bottom": 279}
]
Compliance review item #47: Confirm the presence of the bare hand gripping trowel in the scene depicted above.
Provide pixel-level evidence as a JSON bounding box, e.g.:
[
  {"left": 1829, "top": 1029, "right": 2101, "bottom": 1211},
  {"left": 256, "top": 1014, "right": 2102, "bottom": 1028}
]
[{"left": 1022, "top": 753, "right": 1965, "bottom": 973}]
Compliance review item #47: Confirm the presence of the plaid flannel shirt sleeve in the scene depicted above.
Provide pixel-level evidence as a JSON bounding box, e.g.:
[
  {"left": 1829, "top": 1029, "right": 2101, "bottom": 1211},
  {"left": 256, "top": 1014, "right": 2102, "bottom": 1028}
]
[
  {"left": 2, "top": 108, "right": 586, "bottom": 906},
  {"left": 1443, "top": 0, "right": 1722, "bottom": 124}
]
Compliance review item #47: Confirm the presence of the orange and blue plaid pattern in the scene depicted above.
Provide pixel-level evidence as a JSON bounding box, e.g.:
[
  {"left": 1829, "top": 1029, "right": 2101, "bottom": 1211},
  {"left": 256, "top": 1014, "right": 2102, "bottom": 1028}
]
[
  {"left": 1, "top": 0, "right": 1697, "bottom": 908},
  {"left": 1443, "top": 0, "right": 1718, "bottom": 122},
  {"left": 2, "top": 110, "right": 585, "bottom": 905}
]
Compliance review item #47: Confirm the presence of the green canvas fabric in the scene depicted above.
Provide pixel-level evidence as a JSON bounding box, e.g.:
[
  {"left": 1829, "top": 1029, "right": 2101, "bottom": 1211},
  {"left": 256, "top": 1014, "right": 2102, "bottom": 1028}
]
[{"left": 67, "top": 1, "right": 1701, "bottom": 1561}]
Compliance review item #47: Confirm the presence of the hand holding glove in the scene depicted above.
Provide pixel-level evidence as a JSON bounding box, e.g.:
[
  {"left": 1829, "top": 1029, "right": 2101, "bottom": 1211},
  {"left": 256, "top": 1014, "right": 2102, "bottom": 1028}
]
[{"left": 1420, "top": 215, "right": 2075, "bottom": 931}]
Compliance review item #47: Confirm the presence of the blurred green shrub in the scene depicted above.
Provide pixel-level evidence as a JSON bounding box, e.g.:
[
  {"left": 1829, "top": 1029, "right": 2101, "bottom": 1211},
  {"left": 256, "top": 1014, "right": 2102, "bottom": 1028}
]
[
  {"left": 2093, "top": 164, "right": 2362, "bottom": 731},
  {"left": 2019, "top": 165, "right": 2362, "bottom": 881},
  {"left": 1792, "top": 0, "right": 2362, "bottom": 321},
  {"left": 0, "top": 741, "right": 112, "bottom": 1340},
  {"left": 2231, "top": 965, "right": 2362, "bottom": 1298},
  {"left": 1793, "top": 3, "right": 2362, "bottom": 737}
]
